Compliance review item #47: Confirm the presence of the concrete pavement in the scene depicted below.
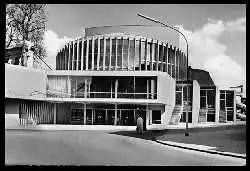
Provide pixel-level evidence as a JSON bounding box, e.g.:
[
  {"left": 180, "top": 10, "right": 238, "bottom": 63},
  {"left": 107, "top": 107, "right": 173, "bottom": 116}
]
[{"left": 5, "top": 130, "right": 246, "bottom": 166}]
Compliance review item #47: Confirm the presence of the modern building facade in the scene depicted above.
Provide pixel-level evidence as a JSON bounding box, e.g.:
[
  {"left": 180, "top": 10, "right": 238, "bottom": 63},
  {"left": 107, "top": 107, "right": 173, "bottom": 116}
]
[{"left": 5, "top": 25, "right": 237, "bottom": 129}]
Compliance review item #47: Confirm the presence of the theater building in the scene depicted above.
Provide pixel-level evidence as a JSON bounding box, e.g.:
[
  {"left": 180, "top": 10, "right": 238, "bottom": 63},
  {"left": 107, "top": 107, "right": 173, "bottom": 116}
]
[{"left": 5, "top": 25, "right": 236, "bottom": 129}]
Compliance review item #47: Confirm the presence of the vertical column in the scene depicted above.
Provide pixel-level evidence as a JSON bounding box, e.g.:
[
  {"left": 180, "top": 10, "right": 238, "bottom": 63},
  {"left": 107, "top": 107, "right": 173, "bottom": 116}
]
[
  {"left": 166, "top": 43, "right": 168, "bottom": 74},
  {"left": 127, "top": 37, "right": 130, "bottom": 70},
  {"left": 145, "top": 39, "right": 148, "bottom": 71},
  {"left": 105, "top": 109, "right": 108, "bottom": 125},
  {"left": 161, "top": 43, "right": 164, "bottom": 72},
  {"left": 97, "top": 37, "right": 100, "bottom": 70},
  {"left": 72, "top": 41, "right": 75, "bottom": 70},
  {"left": 92, "top": 37, "right": 95, "bottom": 70},
  {"left": 86, "top": 39, "right": 89, "bottom": 70},
  {"left": 92, "top": 109, "right": 94, "bottom": 125},
  {"left": 215, "top": 86, "right": 220, "bottom": 123},
  {"left": 64, "top": 47, "right": 67, "bottom": 70},
  {"left": 115, "top": 79, "right": 118, "bottom": 98},
  {"left": 133, "top": 38, "right": 136, "bottom": 71},
  {"left": 81, "top": 39, "right": 84, "bottom": 70},
  {"left": 151, "top": 79, "right": 155, "bottom": 99},
  {"left": 115, "top": 38, "right": 118, "bottom": 70},
  {"left": 76, "top": 38, "right": 79, "bottom": 70},
  {"left": 53, "top": 103, "right": 56, "bottom": 124},
  {"left": 233, "top": 90, "right": 236, "bottom": 122},
  {"left": 121, "top": 38, "right": 124, "bottom": 70},
  {"left": 114, "top": 104, "right": 117, "bottom": 125},
  {"left": 109, "top": 38, "right": 112, "bottom": 70},
  {"left": 103, "top": 38, "right": 106, "bottom": 70},
  {"left": 150, "top": 40, "right": 153, "bottom": 71},
  {"left": 84, "top": 103, "right": 86, "bottom": 125},
  {"left": 138, "top": 38, "right": 141, "bottom": 71},
  {"left": 146, "top": 105, "right": 149, "bottom": 130},
  {"left": 146, "top": 80, "right": 149, "bottom": 99}
]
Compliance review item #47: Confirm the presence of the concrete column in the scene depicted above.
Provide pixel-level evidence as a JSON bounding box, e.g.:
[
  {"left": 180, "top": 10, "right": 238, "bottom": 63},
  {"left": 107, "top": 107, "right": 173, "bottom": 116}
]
[
  {"left": 92, "top": 37, "right": 95, "bottom": 70},
  {"left": 105, "top": 109, "right": 108, "bottom": 125},
  {"left": 215, "top": 86, "right": 220, "bottom": 123},
  {"left": 115, "top": 38, "right": 118, "bottom": 70},
  {"left": 109, "top": 38, "right": 112, "bottom": 70},
  {"left": 97, "top": 38, "right": 100, "bottom": 70},
  {"left": 161, "top": 43, "right": 164, "bottom": 72},
  {"left": 233, "top": 90, "right": 236, "bottom": 122},
  {"left": 127, "top": 38, "right": 130, "bottom": 70},
  {"left": 103, "top": 38, "right": 106, "bottom": 70},
  {"left": 76, "top": 38, "right": 79, "bottom": 70},
  {"left": 150, "top": 40, "right": 153, "bottom": 71},
  {"left": 145, "top": 39, "right": 148, "bottom": 71},
  {"left": 86, "top": 39, "right": 89, "bottom": 70},
  {"left": 72, "top": 41, "right": 75, "bottom": 70},
  {"left": 114, "top": 104, "right": 117, "bottom": 125},
  {"left": 121, "top": 38, "right": 124, "bottom": 70},
  {"left": 166, "top": 43, "right": 168, "bottom": 74},
  {"left": 146, "top": 105, "right": 149, "bottom": 130},
  {"left": 138, "top": 38, "right": 141, "bottom": 71},
  {"left": 151, "top": 79, "right": 155, "bottom": 99},
  {"left": 81, "top": 39, "right": 84, "bottom": 70},
  {"left": 115, "top": 79, "right": 118, "bottom": 98},
  {"left": 53, "top": 103, "right": 56, "bottom": 124},
  {"left": 84, "top": 103, "right": 86, "bottom": 125},
  {"left": 92, "top": 109, "right": 94, "bottom": 125}
]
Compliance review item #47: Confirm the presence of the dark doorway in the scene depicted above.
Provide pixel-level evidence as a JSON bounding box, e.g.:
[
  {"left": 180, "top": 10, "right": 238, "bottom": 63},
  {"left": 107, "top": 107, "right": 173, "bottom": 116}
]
[
  {"left": 86, "top": 109, "right": 92, "bottom": 125},
  {"left": 94, "top": 109, "right": 105, "bottom": 125}
]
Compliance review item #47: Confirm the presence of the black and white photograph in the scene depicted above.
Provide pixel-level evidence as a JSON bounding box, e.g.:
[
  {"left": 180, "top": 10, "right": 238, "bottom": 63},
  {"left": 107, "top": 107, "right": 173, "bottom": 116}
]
[{"left": 5, "top": 4, "right": 246, "bottom": 166}]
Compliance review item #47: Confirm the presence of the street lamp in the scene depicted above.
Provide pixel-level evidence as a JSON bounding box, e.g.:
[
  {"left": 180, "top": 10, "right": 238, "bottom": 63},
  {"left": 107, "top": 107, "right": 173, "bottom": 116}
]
[{"left": 137, "top": 13, "right": 189, "bottom": 136}]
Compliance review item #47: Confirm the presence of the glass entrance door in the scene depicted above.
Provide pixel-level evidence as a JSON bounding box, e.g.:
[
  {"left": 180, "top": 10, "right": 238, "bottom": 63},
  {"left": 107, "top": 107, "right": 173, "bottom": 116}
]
[{"left": 94, "top": 109, "right": 106, "bottom": 125}]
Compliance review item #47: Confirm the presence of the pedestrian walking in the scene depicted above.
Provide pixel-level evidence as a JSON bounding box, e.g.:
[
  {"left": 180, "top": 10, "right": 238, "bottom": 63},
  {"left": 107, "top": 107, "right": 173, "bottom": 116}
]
[{"left": 136, "top": 114, "right": 143, "bottom": 135}]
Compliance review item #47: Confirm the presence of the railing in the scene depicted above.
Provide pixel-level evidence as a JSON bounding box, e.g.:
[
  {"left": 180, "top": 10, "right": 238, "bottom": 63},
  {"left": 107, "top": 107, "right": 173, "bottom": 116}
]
[{"left": 47, "top": 89, "right": 157, "bottom": 99}]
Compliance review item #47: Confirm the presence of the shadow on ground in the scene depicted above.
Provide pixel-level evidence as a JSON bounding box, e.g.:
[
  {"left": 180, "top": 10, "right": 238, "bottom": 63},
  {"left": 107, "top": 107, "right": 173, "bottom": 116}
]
[{"left": 109, "top": 124, "right": 246, "bottom": 154}]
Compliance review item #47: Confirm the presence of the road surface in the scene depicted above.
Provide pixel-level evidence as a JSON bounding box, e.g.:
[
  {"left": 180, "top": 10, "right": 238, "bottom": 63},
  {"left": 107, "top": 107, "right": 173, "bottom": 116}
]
[{"left": 5, "top": 130, "right": 246, "bottom": 166}]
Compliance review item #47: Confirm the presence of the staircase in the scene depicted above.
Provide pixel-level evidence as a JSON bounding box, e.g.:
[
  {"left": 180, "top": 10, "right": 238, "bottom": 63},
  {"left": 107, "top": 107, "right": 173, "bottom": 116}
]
[
  {"left": 198, "top": 108, "right": 207, "bottom": 122},
  {"left": 169, "top": 105, "right": 183, "bottom": 125}
]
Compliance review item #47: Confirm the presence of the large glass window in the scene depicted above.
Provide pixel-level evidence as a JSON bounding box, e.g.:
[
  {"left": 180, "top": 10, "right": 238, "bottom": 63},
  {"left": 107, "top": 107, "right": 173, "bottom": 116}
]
[
  {"left": 118, "top": 77, "right": 134, "bottom": 98},
  {"left": 94, "top": 39, "right": 98, "bottom": 70},
  {"left": 83, "top": 41, "right": 86, "bottom": 70},
  {"left": 167, "top": 46, "right": 171, "bottom": 76},
  {"left": 90, "top": 76, "right": 115, "bottom": 98},
  {"left": 78, "top": 41, "right": 82, "bottom": 70},
  {"left": 134, "top": 40, "right": 140, "bottom": 71},
  {"left": 128, "top": 40, "right": 135, "bottom": 70},
  {"left": 117, "top": 39, "right": 122, "bottom": 70},
  {"left": 111, "top": 38, "right": 116, "bottom": 70},
  {"left": 140, "top": 41, "right": 145, "bottom": 70},
  {"left": 73, "top": 43, "right": 77, "bottom": 70},
  {"left": 123, "top": 39, "right": 129, "bottom": 70},
  {"left": 88, "top": 40, "right": 92, "bottom": 70},
  {"left": 99, "top": 39, "right": 104, "bottom": 70}
]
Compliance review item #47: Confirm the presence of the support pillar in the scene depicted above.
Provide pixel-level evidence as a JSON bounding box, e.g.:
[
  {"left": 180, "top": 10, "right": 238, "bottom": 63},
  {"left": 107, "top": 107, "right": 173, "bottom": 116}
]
[
  {"left": 114, "top": 104, "right": 117, "bottom": 125},
  {"left": 105, "top": 109, "right": 108, "bottom": 125},
  {"left": 53, "top": 103, "right": 56, "bottom": 124},
  {"left": 84, "top": 103, "right": 86, "bottom": 125},
  {"left": 215, "top": 86, "right": 220, "bottom": 123},
  {"left": 146, "top": 105, "right": 149, "bottom": 130}
]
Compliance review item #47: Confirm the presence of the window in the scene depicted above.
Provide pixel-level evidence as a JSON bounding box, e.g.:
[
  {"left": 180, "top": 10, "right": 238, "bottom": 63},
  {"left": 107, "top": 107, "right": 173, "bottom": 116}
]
[
  {"left": 88, "top": 40, "right": 92, "bottom": 70},
  {"left": 105, "top": 39, "right": 110, "bottom": 70},
  {"left": 94, "top": 39, "right": 98, "bottom": 70},
  {"left": 71, "top": 109, "right": 83, "bottom": 121},
  {"left": 111, "top": 38, "right": 116, "bottom": 70},
  {"left": 128, "top": 39, "right": 135, "bottom": 70},
  {"left": 117, "top": 39, "right": 122, "bottom": 70},
  {"left": 152, "top": 110, "right": 161, "bottom": 124},
  {"left": 123, "top": 39, "right": 129, "bottom": 70},
  {"left": 99, "top": 39, "right": 104, "bottom": 70}
]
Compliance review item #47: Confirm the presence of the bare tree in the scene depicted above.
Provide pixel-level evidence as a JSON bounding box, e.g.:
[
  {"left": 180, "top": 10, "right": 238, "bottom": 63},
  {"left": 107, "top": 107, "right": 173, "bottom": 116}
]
[{"left": 6, "top": 4, "right": 48, "bottom": 66}]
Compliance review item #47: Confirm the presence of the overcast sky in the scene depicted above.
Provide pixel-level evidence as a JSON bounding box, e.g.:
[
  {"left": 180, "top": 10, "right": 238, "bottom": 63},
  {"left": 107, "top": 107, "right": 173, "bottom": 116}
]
[{"left": 44, "top": 4, "right": 246, "bottom": 90}]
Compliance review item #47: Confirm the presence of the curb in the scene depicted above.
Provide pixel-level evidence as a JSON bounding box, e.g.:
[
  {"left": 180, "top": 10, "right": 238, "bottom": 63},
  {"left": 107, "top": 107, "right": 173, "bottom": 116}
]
[{"left": 154, "top": 139, "right": 246, "bottom": 159}]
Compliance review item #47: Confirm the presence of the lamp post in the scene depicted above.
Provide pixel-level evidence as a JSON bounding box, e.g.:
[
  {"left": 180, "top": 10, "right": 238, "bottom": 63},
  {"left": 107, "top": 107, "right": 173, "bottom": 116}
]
[{"left": 137, "top": 13, "right": 189, "bottom": 136}]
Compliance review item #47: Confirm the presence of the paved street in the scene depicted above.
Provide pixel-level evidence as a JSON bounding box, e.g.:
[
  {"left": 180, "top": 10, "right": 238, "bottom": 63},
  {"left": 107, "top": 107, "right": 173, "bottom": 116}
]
[{"left": 5, "top": 130, "right": 245, "bottom": 166}]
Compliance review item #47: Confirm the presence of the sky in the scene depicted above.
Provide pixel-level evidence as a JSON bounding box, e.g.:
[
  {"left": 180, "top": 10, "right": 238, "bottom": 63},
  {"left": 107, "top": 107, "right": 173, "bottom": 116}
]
[{"left": 44, "top": 4, "right": 246, "bottom": 90}]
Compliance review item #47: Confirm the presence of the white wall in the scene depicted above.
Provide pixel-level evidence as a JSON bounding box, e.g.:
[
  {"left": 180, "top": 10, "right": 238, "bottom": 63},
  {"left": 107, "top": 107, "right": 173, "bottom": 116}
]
[
  {"left": 192, "top": 80, "right": 200, "bottom": 124},
  {"left": 157, "top": 73, "right": 176, "bottom": 125},
  {"left": 5, "top": 64, "right": 47, "bottom": 99}
]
